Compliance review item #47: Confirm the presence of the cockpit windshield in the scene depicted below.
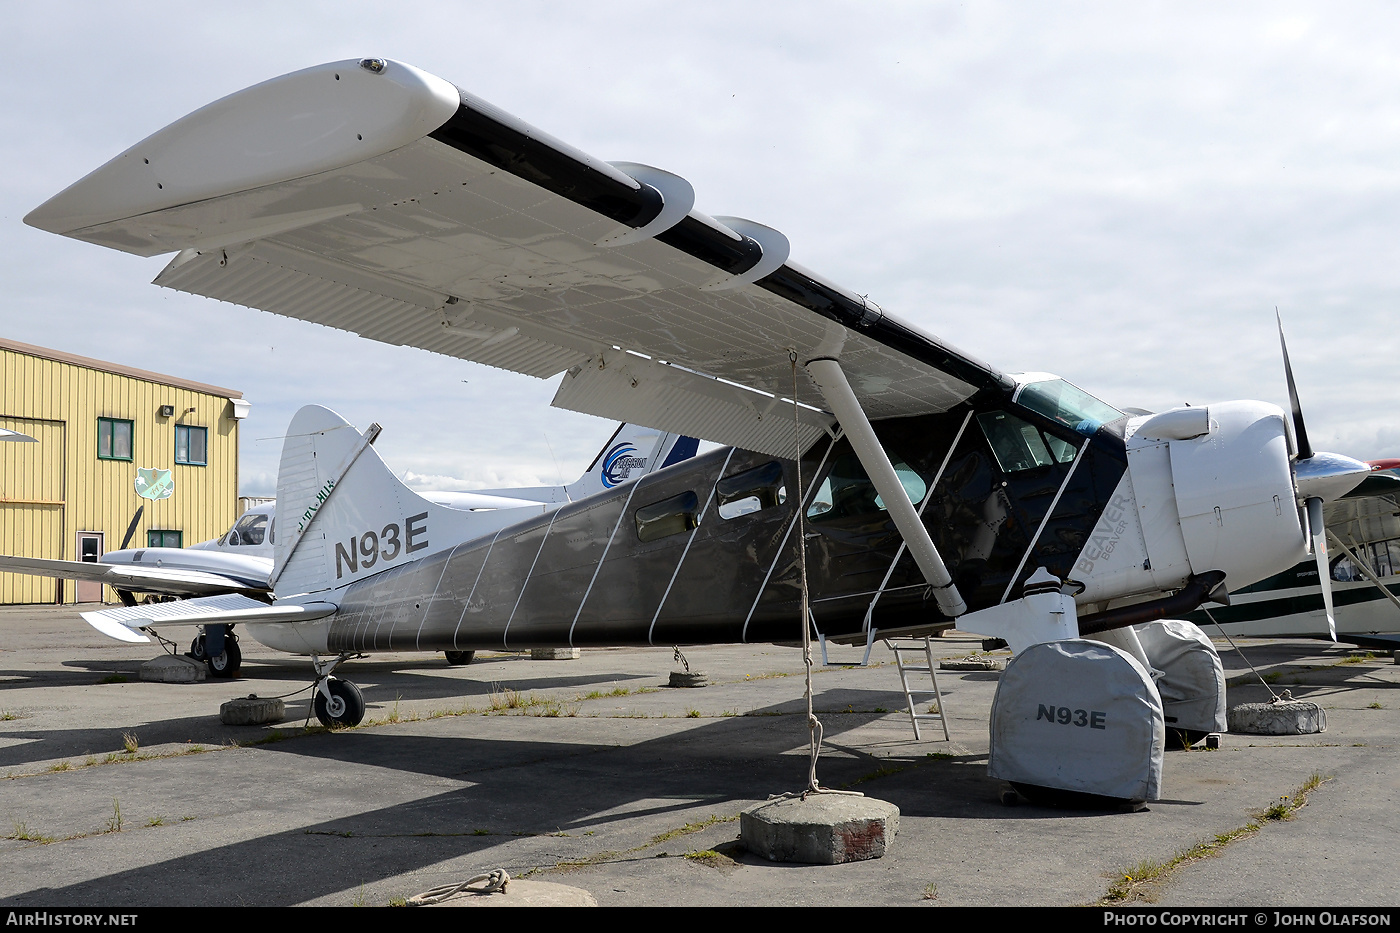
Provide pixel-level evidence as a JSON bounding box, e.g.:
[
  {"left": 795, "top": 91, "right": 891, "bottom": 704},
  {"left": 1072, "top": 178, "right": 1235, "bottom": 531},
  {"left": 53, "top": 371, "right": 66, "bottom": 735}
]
[
  {"left": 1014, "top": 377, "right": 1123, "bottom": 437},
  {"left": 226, "top": 511, "right": 269, "bottom": 547}
]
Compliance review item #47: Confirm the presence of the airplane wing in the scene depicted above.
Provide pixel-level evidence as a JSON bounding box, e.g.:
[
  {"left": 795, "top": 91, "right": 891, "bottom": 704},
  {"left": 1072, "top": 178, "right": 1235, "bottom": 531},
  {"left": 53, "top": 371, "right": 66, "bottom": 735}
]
[
  {"left": 81, "top": 594, "right": 337, "bottom": 644},
  {"left": 1324, "top": 468, "right": 1400, "bottom": 546},
  {"left": 26, "top": 59, "right": 1014, "bottom": 459},
  {"left": 0, "top": 554, "right": 270, "bottom": 598}
]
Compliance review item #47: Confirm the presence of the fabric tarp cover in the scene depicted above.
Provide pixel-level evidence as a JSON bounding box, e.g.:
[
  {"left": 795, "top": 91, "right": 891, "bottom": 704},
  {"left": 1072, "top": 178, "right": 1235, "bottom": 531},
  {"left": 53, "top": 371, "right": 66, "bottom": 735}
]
[
  {"left": 1134, "top": 619, "right": 1227, "bottom": 736},
  {"left": 989, "top": 639, "right": 1164, "bottom": 801}
]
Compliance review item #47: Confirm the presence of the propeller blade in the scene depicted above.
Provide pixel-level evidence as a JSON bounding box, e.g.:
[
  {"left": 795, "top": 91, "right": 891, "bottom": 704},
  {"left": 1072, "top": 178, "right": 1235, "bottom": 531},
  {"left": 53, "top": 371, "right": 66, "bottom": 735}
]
[
  {"left": 1306, "top": 496, "right": 1337, "bottom": 642},
  {"left": 1277, "top": 311, "right": 1314, "bottom": 461}
]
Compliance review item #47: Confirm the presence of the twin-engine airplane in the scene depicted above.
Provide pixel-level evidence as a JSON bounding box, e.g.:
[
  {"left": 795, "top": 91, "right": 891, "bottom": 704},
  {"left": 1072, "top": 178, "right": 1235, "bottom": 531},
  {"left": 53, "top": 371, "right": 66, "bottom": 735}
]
[{"left": 22, "top": 59, "right": 1390, "bottom": 798}]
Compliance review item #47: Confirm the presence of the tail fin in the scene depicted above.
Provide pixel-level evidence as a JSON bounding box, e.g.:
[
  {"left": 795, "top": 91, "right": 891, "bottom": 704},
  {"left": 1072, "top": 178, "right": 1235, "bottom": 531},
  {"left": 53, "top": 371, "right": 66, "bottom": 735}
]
[
  {"left": 564, "top": 424, "right": 699, "bottom": 500},
  {"left": 464, "top": 423, "right": 700, "bottom": 505},
  {"left": 273, "top": 405, "right": 544, "bottom": 598}
]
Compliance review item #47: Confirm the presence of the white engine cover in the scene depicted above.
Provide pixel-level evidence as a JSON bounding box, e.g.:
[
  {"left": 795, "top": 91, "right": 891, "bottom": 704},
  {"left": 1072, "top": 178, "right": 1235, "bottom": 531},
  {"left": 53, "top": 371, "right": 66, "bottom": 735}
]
[
  {"left": 1090, "top": 400, "right": 1308, "bottom": 605},
  {"left": 1165, "top": 400, "right": 1305, "bottom": 589}
]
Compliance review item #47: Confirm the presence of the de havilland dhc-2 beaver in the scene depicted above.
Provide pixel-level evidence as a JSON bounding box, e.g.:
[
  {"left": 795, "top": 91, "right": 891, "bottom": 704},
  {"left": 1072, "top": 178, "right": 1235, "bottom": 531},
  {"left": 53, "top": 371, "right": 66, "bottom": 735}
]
[{"left": 19, "top": 58, "right": 1394, "bottom": 801}]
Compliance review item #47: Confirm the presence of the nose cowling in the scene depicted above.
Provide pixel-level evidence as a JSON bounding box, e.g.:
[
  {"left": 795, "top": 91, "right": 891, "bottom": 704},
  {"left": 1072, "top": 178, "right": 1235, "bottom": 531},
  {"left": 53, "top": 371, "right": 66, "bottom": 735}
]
[{"left": 1126, "top": 400, "right": 1307, "bottom": 595}]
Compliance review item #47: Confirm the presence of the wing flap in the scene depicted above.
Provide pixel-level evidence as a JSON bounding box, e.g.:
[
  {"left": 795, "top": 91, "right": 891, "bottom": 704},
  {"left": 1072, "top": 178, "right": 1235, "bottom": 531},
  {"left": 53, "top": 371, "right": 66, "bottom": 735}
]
[{"left": 553, "top": 348, "right": 835, "bottom": 458}]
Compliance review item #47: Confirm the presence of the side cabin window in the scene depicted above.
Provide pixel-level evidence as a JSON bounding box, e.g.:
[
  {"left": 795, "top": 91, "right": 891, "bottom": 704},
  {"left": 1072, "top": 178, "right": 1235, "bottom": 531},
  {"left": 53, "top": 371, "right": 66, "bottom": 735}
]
[
  {"left": 976, "top": 411, "right": 1077, "bottom": 473},
  {"left": 806, "top": 450, "right": 926, "bottom": 523},
  {"left": 636, "top": 491, "right": 700, "bottom": 543},
  {"left": 1332, "top": 538, "right": 1400, "bottom": 581},
  {"left": 717, "top": 461, "right": 786, "bottom": 520}
]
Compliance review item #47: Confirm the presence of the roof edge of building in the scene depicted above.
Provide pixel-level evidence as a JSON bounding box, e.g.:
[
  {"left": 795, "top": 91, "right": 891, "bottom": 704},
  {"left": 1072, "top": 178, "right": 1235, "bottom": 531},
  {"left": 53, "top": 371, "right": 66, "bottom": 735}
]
[{"left": 0, "top": 337, "right": 242, "bottom": 399}]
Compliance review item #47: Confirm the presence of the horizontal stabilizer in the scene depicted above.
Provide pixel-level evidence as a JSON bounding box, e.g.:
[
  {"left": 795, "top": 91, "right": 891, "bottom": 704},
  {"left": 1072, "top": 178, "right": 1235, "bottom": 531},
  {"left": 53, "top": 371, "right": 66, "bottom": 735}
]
[{"left": 81, "top": 594, "right": 337, "bottom": 640}]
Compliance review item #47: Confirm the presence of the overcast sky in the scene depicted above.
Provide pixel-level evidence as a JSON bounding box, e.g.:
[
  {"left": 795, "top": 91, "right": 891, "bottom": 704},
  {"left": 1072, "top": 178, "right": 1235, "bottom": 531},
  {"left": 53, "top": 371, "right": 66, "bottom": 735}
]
[{"left": 3, "top": 2, "right": 1398, "bottom": 496}]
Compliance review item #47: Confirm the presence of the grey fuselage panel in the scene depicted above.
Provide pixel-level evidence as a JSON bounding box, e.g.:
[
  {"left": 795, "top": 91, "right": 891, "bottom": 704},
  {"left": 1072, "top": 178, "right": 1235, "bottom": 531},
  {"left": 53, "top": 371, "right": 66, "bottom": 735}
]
[{"left": 328, "top": 400, "right": 1128, "bottom": 652}]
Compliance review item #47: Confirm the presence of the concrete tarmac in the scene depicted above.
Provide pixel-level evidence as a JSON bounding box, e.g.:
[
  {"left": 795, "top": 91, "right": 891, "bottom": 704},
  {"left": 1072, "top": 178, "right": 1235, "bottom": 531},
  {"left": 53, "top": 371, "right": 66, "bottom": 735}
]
[{"left": 0, "top": 605, "right": 1395, "bottom": 907}]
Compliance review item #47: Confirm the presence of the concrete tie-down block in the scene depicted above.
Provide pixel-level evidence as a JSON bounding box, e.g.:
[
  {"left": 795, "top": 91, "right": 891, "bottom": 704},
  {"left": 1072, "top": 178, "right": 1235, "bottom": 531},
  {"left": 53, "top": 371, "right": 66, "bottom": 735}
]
[
  {"left": 1228, "top": 701, "right": 1326, "bottom": 735},
  {"left": 140, "top": 654, "right": 206, "bottom": 683},
  {"left": 220, "top": 695, "right": 286, "bottom": 726},
  {"left": 531, "top": 647, "right": 580, "bottom": 660},
  {"left": 741, "top": 795, "right": 899, "bottom": 864}
]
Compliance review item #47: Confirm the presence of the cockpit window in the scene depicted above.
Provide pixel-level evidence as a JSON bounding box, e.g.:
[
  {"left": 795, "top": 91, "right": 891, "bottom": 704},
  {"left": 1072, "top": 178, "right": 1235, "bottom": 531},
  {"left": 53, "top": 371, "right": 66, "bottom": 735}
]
[
  {"left": 228, "top": 511, "right": 268, "bottom": 546},
  {"left": 978, "top": 411, "right": 1078, "bottom": 473},
  {"left": 1015, "top": 378, "right": 1123, "bottom": 437}
]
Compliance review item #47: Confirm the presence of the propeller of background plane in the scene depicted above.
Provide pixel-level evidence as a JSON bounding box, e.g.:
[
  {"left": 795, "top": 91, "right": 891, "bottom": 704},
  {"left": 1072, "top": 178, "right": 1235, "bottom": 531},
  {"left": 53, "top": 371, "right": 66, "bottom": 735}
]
[{"left": 1277, "top": 312, "right": 1379, "bottom": 642}]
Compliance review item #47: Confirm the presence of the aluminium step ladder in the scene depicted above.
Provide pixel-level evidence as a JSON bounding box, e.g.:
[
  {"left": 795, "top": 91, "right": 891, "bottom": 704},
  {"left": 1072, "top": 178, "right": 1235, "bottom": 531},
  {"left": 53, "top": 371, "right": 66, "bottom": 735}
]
[{"left": 885, "top": 637, "right": 950, "bottom": 741}]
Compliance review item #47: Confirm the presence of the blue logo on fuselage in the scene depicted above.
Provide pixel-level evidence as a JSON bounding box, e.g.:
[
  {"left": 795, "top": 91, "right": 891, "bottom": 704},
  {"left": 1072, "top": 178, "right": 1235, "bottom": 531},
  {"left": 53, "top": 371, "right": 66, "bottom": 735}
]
[{"left": 601, "top": 443, "right": 648, "bottom": 488}]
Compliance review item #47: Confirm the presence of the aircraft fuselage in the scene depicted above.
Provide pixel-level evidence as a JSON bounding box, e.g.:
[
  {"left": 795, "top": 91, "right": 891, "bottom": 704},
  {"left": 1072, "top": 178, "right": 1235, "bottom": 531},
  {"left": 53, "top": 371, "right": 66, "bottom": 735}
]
[{"left": 325, "top": 394, "right": 1130, "bottom": 653}]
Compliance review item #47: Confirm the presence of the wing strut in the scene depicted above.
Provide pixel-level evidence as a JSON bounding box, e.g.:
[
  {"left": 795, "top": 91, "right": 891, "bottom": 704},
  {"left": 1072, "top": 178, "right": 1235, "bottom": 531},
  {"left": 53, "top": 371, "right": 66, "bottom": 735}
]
[{"left": 804, "top": 358, "right": 967, "bottom": 619}]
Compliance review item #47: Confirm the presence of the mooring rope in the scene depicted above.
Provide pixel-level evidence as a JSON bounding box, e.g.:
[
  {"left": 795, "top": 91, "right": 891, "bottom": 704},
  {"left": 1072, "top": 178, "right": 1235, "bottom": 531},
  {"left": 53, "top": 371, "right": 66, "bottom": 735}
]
[
  {"left": 1202, "top": 607, "right": 1281, "bottom": 702},
  {"left": 407, "top": 869, "right": 511, "bottom": 905},
  {"left": 791, "top": 352, "right": 823, "bottom": 791}
]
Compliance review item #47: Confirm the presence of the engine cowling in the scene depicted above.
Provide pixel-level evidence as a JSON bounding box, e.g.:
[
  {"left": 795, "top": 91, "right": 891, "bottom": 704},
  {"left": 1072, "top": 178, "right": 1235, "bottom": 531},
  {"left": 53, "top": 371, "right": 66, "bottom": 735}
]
[{"left": 1075, "top": 400, "right": 1307, "bottom": 605}]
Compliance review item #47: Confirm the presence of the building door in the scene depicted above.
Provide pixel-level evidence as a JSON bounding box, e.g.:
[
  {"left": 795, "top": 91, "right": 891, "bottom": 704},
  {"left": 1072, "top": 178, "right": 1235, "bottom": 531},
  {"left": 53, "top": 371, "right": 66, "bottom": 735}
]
[
  {"left": 0, "top": 416, "right": 65, "bottom": 605},
  {"left": 75, "top": 532, "right": 105, "bottom": 602}
]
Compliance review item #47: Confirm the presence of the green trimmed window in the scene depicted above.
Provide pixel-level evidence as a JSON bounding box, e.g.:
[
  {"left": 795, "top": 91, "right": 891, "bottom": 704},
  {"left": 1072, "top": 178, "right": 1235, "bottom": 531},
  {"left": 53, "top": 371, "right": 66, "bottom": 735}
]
[
  {"left": 175, "top": 424, "right": 207, "bottom": 466},
  {"left": 97, "top": 418, "right": 134, "bottom": 461},
  {"left": 147, "top": 530, "right": 182, "bottom": 548}
]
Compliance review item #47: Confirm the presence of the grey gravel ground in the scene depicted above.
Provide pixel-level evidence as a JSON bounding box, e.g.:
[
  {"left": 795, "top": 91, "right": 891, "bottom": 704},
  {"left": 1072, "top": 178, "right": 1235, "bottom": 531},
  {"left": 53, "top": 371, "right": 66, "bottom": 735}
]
[{"left": 0, "top": 605, "right": 1395, "bottom": 907}]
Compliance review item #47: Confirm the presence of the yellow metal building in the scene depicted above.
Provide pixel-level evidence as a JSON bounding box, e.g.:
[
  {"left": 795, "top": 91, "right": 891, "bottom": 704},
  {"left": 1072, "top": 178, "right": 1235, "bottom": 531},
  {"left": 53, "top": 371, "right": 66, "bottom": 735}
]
[{"left": 0, "top": 338, "right": 245, "bottom": 604}]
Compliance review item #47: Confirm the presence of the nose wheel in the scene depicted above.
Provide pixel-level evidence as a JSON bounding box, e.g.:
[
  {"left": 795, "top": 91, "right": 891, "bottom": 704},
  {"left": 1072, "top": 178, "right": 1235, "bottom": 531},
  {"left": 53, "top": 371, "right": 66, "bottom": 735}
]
[{"left": 314, "top": 678, "right": 365, "bottom": 728}]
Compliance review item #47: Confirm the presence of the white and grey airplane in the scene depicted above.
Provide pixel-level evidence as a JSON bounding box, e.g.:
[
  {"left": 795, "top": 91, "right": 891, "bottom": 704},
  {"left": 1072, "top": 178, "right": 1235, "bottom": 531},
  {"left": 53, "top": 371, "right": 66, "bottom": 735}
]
[{"left": 20, "top": 58, "right": 1393, "bottom": 800}]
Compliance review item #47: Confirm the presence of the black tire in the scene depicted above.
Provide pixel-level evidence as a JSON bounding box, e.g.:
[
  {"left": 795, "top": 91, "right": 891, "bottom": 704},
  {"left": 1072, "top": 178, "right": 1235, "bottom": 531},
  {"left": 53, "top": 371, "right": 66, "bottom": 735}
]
[
  {"left": 314, "top": 678, "right": 366, "bottom": 728},
  {"left": 189, "top": 633, "right": 207, "bottom": 662},
  {"left": 208, "top": 636, "right": 241, "bottom": 679},
  {"left": 444, "top": 650, "right": 476, "bottom": 666}
]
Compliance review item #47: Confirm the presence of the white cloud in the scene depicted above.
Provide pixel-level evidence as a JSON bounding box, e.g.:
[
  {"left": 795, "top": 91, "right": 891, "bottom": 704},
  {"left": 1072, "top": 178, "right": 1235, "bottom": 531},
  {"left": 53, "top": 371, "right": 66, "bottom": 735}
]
[{"left": 4, "top": 0, "right": 1398, "bottom": 491}]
